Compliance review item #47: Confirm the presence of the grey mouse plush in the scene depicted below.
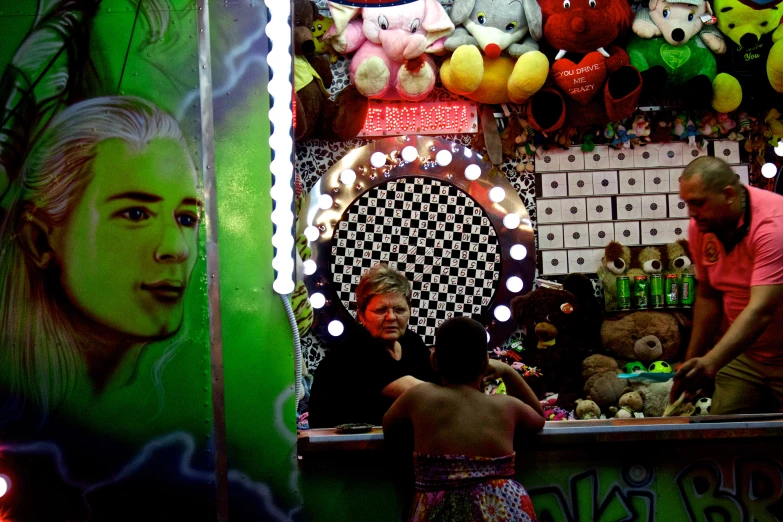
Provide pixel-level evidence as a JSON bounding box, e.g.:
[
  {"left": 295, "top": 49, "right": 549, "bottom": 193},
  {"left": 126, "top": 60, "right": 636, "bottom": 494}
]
[{"left": 445, "top": 0, "right": 542, "bottom": 58}]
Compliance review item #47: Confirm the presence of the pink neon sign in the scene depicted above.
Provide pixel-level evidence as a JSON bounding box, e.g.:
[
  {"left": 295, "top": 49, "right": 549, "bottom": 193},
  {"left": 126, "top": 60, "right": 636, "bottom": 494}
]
[{"left": 357, "top": 100, "right": 478, "bottom": 138}]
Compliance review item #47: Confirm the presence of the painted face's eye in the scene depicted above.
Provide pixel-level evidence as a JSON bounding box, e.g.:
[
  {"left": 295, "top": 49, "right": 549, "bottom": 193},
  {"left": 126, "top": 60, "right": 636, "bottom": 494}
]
[
  {"left": 378, "top": 15, "right": 389, "bottom": 30},
  {"left": 506, "top": 21, "right": 518, "bottom": 31},
  {"left": 729, "top": 23, "right": 735, "bottom": 28},
  {"left": 688, "top": 11, "right": 695, "bottom": 21},
  {"left": 589, "top": 0, "right": 597, "bottom": 7},
  {"left": 178, "top": 214, "right": 199, "bottom": 228},
  {"left": 477, "top": 11, "right": 487, "bottom": 24},
  {"left": 121, "top": 208, "right": 149, "bottom": 222},
  {"left": 563, "top": 0, "right": 571, "bottom": 8},
  {"left": 310, "top": 25, "right": 315, "bottom": 32},
  {"left": 762, "top": 21, "right": 769, "bottom": 26},
  {"left": 410, "top": 18, "right": 420, "bottom": 32},
  {"left": 663, "top": 7, "right": 670, "bottom": 17},
  {"left": 317, "top": 23, "right": 323, "bottom": 31}
]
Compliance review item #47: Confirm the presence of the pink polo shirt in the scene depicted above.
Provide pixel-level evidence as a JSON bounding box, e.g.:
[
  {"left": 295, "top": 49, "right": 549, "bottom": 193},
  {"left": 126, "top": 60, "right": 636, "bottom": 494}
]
[{"left": 689, "top": 186, "right": 783, "bottom": 363}]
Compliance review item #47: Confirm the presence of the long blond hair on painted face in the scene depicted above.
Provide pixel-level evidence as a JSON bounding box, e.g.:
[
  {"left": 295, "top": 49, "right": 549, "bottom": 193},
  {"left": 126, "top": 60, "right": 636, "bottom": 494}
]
[{"left": 0, "top": 96, "right": 187, "bottom": 418}]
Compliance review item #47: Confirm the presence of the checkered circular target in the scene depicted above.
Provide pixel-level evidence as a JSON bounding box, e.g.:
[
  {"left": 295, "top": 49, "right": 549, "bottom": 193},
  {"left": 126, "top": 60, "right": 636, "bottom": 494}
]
[{"left": 331, "top": 177, "right": 500, "bottom": 346}]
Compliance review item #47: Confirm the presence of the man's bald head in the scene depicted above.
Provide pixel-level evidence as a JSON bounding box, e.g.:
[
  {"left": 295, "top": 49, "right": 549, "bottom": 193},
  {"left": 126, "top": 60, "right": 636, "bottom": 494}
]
[{"left": 681, "top": 156, "right": 740, "bottom": 194}]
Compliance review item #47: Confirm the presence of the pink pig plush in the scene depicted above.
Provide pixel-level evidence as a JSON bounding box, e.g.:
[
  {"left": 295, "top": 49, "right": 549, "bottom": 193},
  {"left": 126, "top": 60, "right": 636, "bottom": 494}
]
[{"left": 325, "top": 1, "right": 454, "bottom": 101}]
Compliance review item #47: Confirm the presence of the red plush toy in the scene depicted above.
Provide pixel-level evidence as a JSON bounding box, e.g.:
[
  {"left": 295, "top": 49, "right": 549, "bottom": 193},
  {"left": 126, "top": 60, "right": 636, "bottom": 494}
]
[{"left": 525, "top": 0, "right": 643, "bottom": 132}]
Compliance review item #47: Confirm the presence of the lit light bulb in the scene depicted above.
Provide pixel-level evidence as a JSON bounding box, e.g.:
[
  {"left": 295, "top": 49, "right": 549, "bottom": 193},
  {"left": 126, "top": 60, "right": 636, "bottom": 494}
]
[
  {"left": 328, "top": 320, "right": 345, "bottom": 336},
  {"left": 506, "top": 277, "right": 523, "bottom": 293},
  {"left": 310, "top": 292, "right": 325, "bottom": 309},
  {"left": 317, "top": 194, "right": 333, "bottom": 209},
  {"left": 494, "top": 305, "right": 511, "bottom": 322},
  {"left": 464, "top": 164, "right": 481, "bottom": 180},
  {"left": 370, "top": 152, "right": 386, "bottom": 168},
  {"left": 402, "top": 146, "right": 418, "bottom": 162},
  {"left": 775, "top": 142, "right": 783, "bottom": 156},
  {"left": 304, "top": 226, "right": 320, "bottom": 242},
  {"left": 761, "top": 162, "right": 778, "bottom": 178},
  {"left": 436, "top": 150, "right": 453, "bottom": 166},
  {"left": 510, "top": 244, "right": 527, "bottom": 260},
  {"left": 503, "top": 214, "right": 520, "bottom": 229},
  {"left": 303, "top": 259, "right": 316, "bottom": 275},
  {"left": 0, "top": 474, "right": 8, "bottom": 497},
  {"left": 489, "top": 187, "right": 506, "bottom": 202},
  {"left": 340, "top": 169, "right": 356, "bottom": 184}
]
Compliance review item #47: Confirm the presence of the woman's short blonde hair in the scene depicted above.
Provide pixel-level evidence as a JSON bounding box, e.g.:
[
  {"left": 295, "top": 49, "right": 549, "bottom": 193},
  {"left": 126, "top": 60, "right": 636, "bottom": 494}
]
[{"left": 354, "top": 263, "right": 411, "bottom": 314}]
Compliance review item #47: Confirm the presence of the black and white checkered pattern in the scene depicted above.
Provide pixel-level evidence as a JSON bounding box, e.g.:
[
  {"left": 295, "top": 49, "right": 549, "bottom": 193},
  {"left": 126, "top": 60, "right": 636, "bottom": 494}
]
[{"left": 331, "top": 177, "right": 500, "bottom": 346}]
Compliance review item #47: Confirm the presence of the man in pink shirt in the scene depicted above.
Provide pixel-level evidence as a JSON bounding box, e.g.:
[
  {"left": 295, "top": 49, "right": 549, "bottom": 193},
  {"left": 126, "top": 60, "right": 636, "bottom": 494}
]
[{"left": 672, "top": 156, "right": 783, "bottom": 414}]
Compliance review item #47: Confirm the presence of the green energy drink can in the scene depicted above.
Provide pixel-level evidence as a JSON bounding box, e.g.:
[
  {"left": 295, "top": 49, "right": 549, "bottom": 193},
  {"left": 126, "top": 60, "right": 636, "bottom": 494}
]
[
  {"left": 633, "top": 275, "right": 649, "bottom": 309},
  {"left": 617, "top": 276, "right": 631, "bottom": 310},
  {"left": 681, "top": 273, "right": 696, "bottom": 307},
  {"left": 650, "top": 274, "right": 664, "bottom": 308},
  {"left": 665, "top": 273, "right": 680, "bottom": 307}
]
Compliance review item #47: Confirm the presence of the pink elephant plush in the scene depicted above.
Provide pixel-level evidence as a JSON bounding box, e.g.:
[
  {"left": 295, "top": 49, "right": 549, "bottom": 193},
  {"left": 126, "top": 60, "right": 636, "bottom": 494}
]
[{"left": 325, "top": 0, "right": 454, "bottom": 101}]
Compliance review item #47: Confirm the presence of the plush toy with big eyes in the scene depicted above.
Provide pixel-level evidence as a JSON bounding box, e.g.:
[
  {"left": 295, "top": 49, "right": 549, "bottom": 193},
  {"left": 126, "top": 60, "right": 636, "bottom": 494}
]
[
  {"left": 626, "top": 0, "right": 742, "bottom": 113},
  {"left": 324, "top": 0, "right": 454, "bottom": 101},
  {"left": 523, "top": 0, "right": 643, "bottom": 132}
]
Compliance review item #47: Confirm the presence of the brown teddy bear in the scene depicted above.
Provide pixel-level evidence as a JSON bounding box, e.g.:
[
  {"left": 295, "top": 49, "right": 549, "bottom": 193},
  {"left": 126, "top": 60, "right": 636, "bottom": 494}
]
[
  {"left": 293, "top": 0, "right": 368, "bottom": 141},
  {"left": 581, "top": 354, "right": 629, "bottom": 409},
  {"left": 600, "top": 310, "right": 686, "bottom": 364},
  {"left": 511, "top": 275, "right": 599, "bottom": 408},
  {"left": 575, "top": 397, "right": 603, "bottom": 420},
  {"left": 609, "top": 388, "right": 645, "bottom": 418}
]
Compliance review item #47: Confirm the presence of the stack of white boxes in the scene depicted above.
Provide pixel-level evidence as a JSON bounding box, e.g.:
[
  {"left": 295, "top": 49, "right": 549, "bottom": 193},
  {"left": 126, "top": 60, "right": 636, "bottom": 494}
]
[{"left": 535, "top": 140, "right": 748, "bottom": 275}]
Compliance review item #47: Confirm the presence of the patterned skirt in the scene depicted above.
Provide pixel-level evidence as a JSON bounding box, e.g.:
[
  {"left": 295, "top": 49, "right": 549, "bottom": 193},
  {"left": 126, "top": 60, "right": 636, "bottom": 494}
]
[{"left": 409, "top": 453, "right": 537, "bottom": 522}]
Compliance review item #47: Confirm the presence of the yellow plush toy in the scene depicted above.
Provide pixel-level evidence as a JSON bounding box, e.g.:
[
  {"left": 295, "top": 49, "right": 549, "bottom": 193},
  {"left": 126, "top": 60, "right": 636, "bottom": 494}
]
[
  {"left": 440, "top": 0, "right": 549, "bottom": 104},
  {"left": 713, "top": 0, "right": 783, "bottom": 97},
  {"left": 310, "top": 15, "right": 339, "bottom": 64}
]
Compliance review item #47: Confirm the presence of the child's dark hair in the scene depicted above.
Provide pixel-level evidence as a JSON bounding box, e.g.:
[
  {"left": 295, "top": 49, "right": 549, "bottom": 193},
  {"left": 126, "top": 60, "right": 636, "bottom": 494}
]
[{"left": 435, "top": 317, "right": 489, "bottom": 384}]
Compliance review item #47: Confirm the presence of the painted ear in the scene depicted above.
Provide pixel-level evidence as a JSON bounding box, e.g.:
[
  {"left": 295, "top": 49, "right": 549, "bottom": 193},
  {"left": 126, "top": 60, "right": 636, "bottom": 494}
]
[
  {"left": 449, "top": 0, "right": 476, "bottom": 25},
  {"left": 18, "top": 212, "right": 54, "bottom": 269},
  {"left": 523, "top": 0, "right": 544, "bottom": 41},
  {"left": 648, "top": 0, "right": 660, "bottom": 11},
  {"left": 705, "top": 1, "right": 714, "bottom": 16}
]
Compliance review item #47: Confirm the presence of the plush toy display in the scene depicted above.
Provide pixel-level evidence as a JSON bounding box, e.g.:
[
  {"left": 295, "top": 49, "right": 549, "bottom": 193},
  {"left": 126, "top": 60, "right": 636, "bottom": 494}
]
[
  {"left": 713, "top": 0, "right": 783, "bottom": 107},
  {"left": 440, "top": 0, "right": 549, "bottom": 104},
  {"left": 294, "top": 0, "right": 368, "bottom": 141},
  {"left": 598, "top": 242, "right": 667, "bottom": 311},
  {"left": 325, "top": 0, "right": 454, "bottom": 101},
  {"left": 600, "top": 311, "right": 685, "bottom": 363},
  {"left": 626, "top": 0, "right": 742, "bottom": 113},
  {"left": 311, "top": 14, "right": 339, "bottom": 63},
  {"left": 524, "top": 0, "right": 643, "bottom": 132},
  {"left": 609, "top": 388, "right": 645, "bottom": 418},
  {"left": 630, "top": 379, "right": 693, "bottom": 416},
  {"left": 511, "top": 281, "right": 597, "bottom": 407},
  {"left": 582, "top": 354, "right": 630, "bottom": 409},
  {"left": 666, "top": 239, "right": 695, "bottom": 275},
  {"left": 575, "top": 397, "right": 603, "bottom": 419}
]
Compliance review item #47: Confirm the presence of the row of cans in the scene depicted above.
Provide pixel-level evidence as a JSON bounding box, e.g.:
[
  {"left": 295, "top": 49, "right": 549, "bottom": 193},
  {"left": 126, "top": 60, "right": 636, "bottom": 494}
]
[{"left": 616, "top": 273, "right": 695, "bottom": 310}]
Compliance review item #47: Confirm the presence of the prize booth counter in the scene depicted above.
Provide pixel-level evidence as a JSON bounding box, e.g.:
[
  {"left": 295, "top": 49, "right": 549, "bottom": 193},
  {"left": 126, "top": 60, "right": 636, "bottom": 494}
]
[
  {"left": 294, "top": 134, "right": 783, "bottom": 521},
  {"left": 297, "top": 416, "right": 783, "bottom": 522}
]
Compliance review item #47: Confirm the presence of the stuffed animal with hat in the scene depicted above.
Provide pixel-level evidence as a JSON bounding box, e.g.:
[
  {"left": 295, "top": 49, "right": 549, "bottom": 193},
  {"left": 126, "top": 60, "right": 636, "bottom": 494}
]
[
  {"left": 523, "top": 0, "right": 643, "bottom": 132},
  {"left": 626, "top": 0, "right": 743, "bottom": 113},
  {"left": 440, "top": 0, "right": 549, "bottom": 105},
  {"left": 293, "top": 0, "right": 368, "bottom": 140},
  {"left": 324, "top": 0, "right": 454, "bottom": 101},
  {"left": 713, "top": 0, "right": 783, "bottom": 109}
]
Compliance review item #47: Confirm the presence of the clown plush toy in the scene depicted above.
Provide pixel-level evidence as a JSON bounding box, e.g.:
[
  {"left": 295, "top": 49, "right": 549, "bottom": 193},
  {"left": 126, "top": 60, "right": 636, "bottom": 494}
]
[
  {"left": 439, "top": 0, "right": 549, "bottom": 104},
  {"left": 627, "top": 0, "right": 742, "bottom": 113},
  {"left": 524, "top": 0, "right": 644, "bottom": 132}
]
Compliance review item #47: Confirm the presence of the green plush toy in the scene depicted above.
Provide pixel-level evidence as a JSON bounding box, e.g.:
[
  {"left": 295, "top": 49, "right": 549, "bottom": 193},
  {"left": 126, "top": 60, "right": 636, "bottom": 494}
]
[{"left": 627, "top": 0, "right": 742, "bottom": 112}]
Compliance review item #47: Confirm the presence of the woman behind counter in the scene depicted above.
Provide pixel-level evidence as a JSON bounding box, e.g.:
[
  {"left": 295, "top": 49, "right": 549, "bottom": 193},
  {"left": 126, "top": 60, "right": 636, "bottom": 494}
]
[{"left": 308, "top": 263, "right": 438, "bottom": 428}]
